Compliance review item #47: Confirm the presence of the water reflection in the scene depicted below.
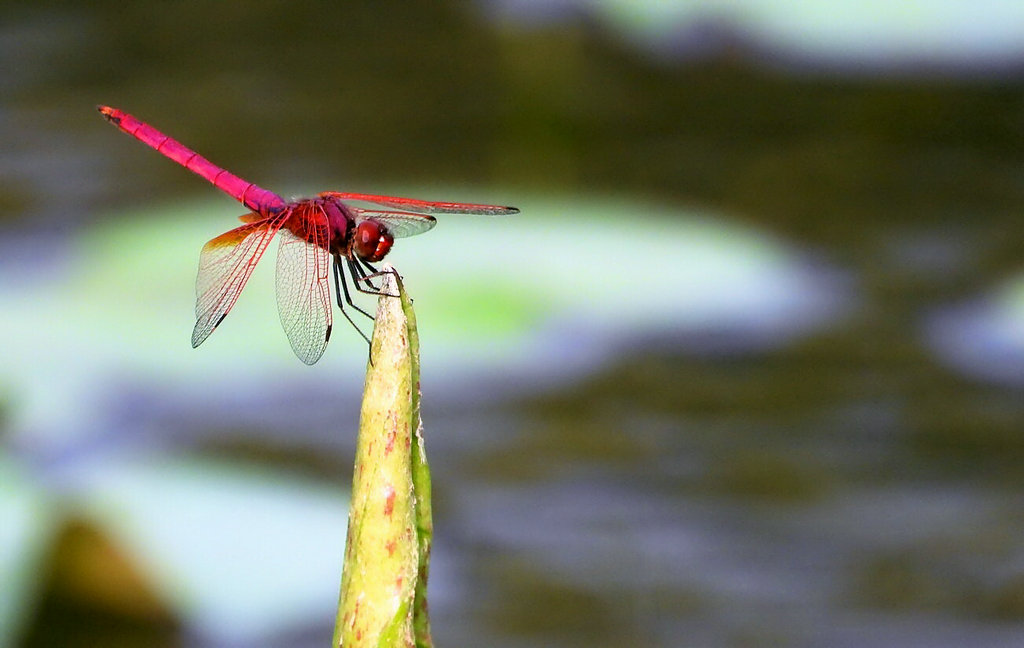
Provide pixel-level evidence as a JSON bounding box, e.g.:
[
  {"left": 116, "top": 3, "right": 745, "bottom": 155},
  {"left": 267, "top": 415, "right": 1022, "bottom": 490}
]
[{"left": 927, "top": 276, "right": 1024, "bottom": 385}]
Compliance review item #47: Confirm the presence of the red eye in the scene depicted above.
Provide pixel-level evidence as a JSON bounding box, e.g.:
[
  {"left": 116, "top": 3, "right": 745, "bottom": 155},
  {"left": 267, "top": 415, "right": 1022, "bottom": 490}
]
[{"left": 353, "top": 220, "right": 393, "bottom": 262}]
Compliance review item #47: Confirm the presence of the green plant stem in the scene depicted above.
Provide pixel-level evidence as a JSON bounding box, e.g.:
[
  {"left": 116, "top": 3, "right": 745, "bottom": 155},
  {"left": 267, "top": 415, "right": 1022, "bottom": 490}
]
[{"left": 334, "top": 265, "right": 433, "bottom": 648}]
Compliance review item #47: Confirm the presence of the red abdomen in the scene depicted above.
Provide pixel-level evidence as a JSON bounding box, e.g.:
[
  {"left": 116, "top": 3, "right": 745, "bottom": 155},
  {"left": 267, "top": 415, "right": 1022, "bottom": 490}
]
[{"left": 98, "top": 106, "right": 287, "bottom": 214}]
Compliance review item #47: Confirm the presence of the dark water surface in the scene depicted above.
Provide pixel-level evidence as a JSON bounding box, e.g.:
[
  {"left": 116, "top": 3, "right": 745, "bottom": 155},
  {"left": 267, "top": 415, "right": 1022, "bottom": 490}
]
[{"left": 4, "top": 3, "right": 1024, "bottom": 647}]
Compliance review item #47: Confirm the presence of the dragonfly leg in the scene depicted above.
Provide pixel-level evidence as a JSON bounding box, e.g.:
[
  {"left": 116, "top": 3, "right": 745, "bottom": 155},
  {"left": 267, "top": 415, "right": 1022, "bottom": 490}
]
[
  {"left": 333, "top": 255, "right": 376, "bottom": 321},
  {"left": 350, "top": 258, "right": 379, "bottom": 292},
  {"left": 330, "top": 256, "right": 373, "bottom": 347},
  {"left": 350, "top": 258, "right": 401, "bottom": 298}
]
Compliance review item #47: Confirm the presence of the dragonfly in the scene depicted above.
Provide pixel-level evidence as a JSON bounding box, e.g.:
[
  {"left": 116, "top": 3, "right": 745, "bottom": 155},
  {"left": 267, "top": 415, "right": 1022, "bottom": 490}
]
[{"left": 98, "top": 105, "right": 518, "bottom": 365}]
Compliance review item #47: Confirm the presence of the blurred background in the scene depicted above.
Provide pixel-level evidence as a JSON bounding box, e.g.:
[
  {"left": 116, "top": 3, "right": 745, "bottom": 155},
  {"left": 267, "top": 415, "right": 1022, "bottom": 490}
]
[{"left": 3, "top": 1, "right": 1024, "bottom": 646}]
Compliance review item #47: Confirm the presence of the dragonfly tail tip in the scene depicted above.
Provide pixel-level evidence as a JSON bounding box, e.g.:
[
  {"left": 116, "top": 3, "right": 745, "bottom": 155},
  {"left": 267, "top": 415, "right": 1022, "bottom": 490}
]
[{"left": 96, "top": 105, "right": 119, "bottom": 124}]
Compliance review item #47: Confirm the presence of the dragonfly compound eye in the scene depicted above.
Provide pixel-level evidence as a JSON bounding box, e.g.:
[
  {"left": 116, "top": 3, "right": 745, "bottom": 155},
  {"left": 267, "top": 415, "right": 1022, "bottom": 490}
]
[{"left": 354, "top": 220, "right": 393, "bottom": 261}]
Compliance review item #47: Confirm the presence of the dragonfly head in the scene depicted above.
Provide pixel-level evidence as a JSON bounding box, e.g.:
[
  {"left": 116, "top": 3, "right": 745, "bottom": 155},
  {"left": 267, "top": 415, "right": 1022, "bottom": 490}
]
[{"left": 353, "top": 219, "right": 393, "bottom": 262}]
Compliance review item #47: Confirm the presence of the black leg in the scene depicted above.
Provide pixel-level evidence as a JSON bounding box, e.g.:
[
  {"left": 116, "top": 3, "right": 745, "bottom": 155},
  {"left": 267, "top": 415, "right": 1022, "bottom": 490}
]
[
  {"left": 333, "top": 255, "right": 376, "bottom": 321},
  {"left": 332, "top": 255, "right": 346, "bottom": 309},
  {"left": 353, "top": 259, "right": 380, "bottom": 291},
  {"left": 348, "top": 258, "right": 379, "bottom": 295},
  {"left": 350, "top": 258, "right": 401, "bottom": 298},
  {"left": 330, "top": 255, "right": 373, "bottom": 346}
]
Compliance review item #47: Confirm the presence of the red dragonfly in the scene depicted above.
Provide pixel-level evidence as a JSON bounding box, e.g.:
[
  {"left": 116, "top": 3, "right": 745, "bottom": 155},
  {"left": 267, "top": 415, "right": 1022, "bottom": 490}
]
[{"left": 99, "top": 105, "right": 518, "bottom": 365}]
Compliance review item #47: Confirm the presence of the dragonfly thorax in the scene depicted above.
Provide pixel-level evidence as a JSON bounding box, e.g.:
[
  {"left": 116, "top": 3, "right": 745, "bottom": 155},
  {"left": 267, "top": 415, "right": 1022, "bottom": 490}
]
[
  {"left": 319, "top": 196, "right": 393, "bottom": 261},
  {"left": 320, "top": 198, "right": 351, "bottom": 253}
]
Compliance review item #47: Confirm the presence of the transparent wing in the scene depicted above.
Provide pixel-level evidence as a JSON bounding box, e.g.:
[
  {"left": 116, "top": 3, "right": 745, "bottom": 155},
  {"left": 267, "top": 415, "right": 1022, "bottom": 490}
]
[
  {"left": 275, "top": 225, "right": 333, "bottom": 365},
  {"left": 320, "top": 191, "right": 519, "bottom": 216},
  {"left": 348, "top": 207, "right": 437, "bottom": 239},
  {"left": 192, "top": 211, "right": 291, "bottom": 349}
]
